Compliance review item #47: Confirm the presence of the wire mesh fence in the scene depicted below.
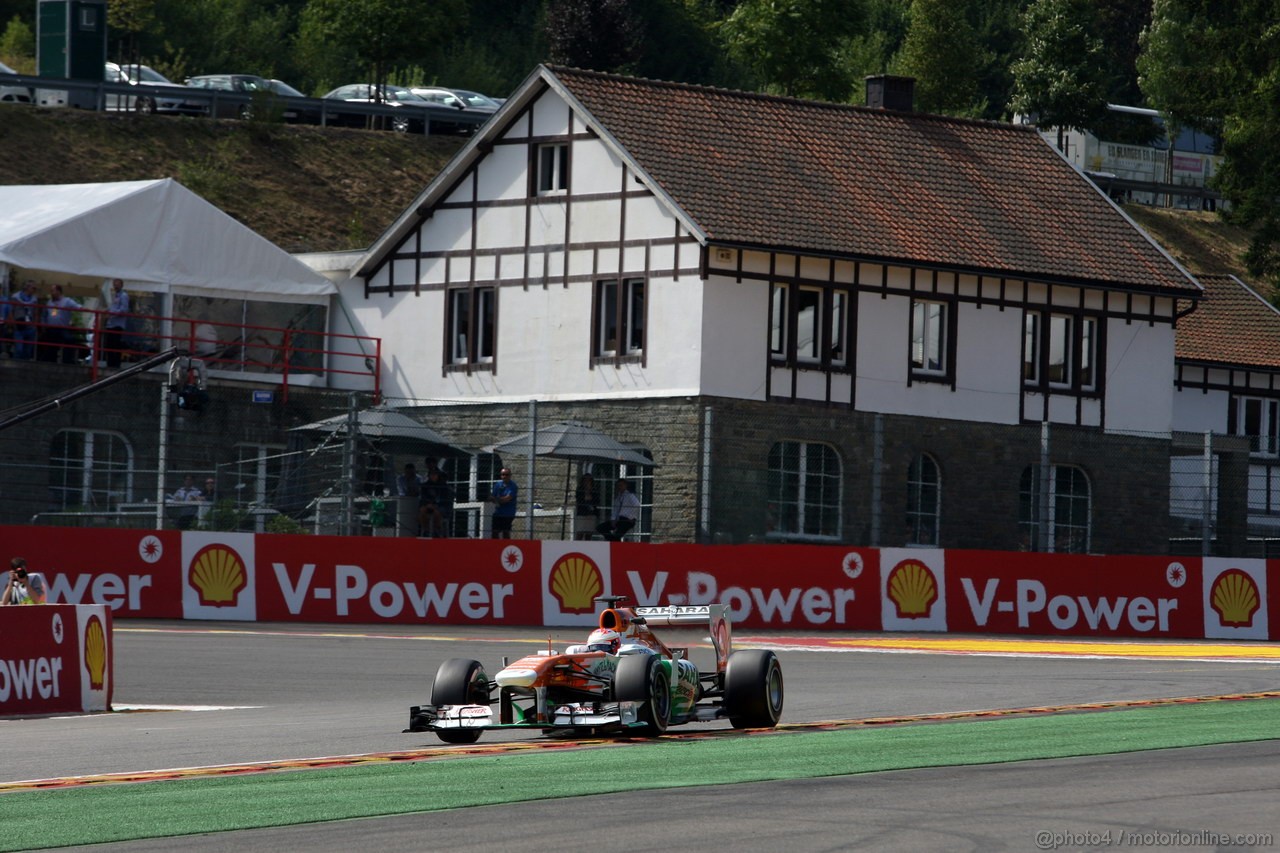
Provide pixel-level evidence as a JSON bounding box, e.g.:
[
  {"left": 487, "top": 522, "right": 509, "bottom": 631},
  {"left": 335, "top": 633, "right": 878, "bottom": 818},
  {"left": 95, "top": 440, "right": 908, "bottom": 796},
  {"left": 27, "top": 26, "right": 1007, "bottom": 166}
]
[{"left": 0, "top": 361, "right": 1272, "bottom": 556}]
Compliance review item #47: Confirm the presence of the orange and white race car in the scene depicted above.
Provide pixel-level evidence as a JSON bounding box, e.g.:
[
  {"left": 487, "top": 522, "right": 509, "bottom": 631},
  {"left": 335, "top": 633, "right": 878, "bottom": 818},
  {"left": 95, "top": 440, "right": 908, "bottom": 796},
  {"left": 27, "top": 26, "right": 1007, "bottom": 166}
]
[{"left": 407, "top": 598, "right": 783, "bottom": 743}]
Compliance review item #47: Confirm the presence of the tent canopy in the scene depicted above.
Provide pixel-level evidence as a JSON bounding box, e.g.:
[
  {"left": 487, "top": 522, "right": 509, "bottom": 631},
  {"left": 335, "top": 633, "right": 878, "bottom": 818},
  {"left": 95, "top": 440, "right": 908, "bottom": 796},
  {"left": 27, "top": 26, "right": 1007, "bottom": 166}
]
[
  {"left": 484, "top": 421, "right": 654, "bottom": 467},
  {"left": 292, "top": 408, "right": 469, "bottom": 457},
  {"left": 0, "top": 179, "right": 335, "bottom": 302}
]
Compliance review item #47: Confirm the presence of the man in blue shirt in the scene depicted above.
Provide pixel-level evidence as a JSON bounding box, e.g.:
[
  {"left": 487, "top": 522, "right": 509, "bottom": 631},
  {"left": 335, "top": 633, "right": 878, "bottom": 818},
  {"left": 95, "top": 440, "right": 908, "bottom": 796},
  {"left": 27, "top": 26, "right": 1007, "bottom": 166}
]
[
  {"left": 9, "top": 281, "right": 38, "bottom": 360},
  {"left": 489, "top": 468, "right": 518, "bottom": 539}
]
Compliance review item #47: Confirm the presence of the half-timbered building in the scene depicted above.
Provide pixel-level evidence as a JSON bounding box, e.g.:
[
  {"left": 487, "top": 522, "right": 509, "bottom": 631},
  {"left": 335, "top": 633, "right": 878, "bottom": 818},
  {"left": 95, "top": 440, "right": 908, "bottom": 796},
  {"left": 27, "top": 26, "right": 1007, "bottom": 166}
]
[{"left": 343, "top": 66, "right": 1204, "bottom": 550}]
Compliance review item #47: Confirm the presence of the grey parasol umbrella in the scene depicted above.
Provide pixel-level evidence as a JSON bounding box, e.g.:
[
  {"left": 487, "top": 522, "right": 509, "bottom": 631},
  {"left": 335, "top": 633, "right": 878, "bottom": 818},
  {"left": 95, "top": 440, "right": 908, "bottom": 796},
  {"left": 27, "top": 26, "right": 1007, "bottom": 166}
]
[
  {"left": 291, "top": 407, "right": 469, "bottom": 457},
  {"left": 484, "top": 420, "right": 655, "bottom": 538}
]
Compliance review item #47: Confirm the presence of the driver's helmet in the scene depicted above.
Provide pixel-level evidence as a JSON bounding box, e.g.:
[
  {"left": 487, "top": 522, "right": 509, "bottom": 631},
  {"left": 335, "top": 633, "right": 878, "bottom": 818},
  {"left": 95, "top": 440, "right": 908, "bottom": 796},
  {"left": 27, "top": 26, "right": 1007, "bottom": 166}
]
[{"left": 586, "top": 628, "right": 621, "bottom": 654}]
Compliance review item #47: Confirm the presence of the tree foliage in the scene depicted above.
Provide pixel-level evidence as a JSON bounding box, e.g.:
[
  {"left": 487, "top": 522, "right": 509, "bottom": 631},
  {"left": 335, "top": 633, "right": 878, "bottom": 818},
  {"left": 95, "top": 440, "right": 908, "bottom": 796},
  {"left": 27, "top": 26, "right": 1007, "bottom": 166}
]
[
  {"left": 1009, "top": 0, "right": 1109, "bottom": 148},
  {"left": 718, "top": 0, "right": 870, "bottom": 100},
  {"left": 895, "top": 0, "right": 986, "bottom": 116},
  {"left": 1140, "top": 0, "right": 1280, "bottom": 289},
  {"left": 545, "top": 0, "right": 644, "bottom": 72}
]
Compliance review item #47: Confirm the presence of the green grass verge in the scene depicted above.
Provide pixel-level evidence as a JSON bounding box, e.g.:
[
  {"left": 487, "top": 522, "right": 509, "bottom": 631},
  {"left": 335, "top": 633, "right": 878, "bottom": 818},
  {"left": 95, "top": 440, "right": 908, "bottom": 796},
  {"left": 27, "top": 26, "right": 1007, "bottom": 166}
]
[{"left": 6, "top": 699, "right": 1278, "bottom": 851}]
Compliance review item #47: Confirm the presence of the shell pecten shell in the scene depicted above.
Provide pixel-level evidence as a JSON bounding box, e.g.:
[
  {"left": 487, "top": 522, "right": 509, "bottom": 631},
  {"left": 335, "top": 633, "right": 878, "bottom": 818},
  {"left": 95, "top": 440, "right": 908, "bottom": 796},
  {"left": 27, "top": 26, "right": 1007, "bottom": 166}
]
[
  {"left": 189, "top": 545, "right": 248, "bottom": 607},
  {"left": 1210, "top": 568, "right": 1260, "bottom": 627},
  {"left": 83, "top": 614, "right": 107, "bottom": 690},
  {"left": 887, "top": 559, "right": 938, "bottom": 618},
  {"left": 550, "top": 553, "right": 603, "bottom": 614}
]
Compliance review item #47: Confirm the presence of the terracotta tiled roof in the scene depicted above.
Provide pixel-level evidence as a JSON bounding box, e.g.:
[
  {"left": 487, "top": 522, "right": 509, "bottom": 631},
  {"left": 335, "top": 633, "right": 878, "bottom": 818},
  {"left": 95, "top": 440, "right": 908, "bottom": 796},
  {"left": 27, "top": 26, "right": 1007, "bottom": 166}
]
[
  {"left": 548, "top": 66, "right": 1200, "bottom": 296},
  {"left": 1176, "top": 274, "right": 1280, "bottom": 368}
]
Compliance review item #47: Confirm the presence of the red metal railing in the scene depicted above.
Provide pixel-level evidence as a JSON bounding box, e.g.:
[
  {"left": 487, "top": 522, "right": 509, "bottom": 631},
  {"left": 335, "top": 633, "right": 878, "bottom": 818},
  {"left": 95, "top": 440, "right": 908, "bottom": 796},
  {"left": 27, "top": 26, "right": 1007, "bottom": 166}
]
[{"left": 1, "top": 305, "right": 382, "bottom": 401}]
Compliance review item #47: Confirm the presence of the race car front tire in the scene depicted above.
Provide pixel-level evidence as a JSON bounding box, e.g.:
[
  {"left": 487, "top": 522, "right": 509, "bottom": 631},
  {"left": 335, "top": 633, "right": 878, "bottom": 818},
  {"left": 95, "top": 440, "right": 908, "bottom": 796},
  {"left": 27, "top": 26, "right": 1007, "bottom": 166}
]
[
  {"left": 614, "top": 653, "right": 671, "bottom": 736},
  {"left": 724, "top": 649, "right": 784, "bottom": 729},
  {"left": 430, "top": 658, "right": 489, "bottom": 744}
]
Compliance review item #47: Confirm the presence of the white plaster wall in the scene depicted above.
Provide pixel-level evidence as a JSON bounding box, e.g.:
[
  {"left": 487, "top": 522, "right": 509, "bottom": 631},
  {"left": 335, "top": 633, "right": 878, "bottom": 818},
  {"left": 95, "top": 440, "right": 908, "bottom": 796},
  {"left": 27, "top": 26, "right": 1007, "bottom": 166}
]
[
  {"left": 854, "top": 293, "right": 1025, "bottom": 423},
  {"left": 531, "top": 90, "right": 571, "bottom": 137},
  {"left": 476, "top": 145, "right": 529, "bottom": 201},
  {"left": 1103, "top": 318, "right": 1175, "bottom": 433},
  {"left": 701, "top": 274, "right": 769, "bottom": 399},
  {"left": 1173, "top": 386, "right": 1229, "bottom": 433}
]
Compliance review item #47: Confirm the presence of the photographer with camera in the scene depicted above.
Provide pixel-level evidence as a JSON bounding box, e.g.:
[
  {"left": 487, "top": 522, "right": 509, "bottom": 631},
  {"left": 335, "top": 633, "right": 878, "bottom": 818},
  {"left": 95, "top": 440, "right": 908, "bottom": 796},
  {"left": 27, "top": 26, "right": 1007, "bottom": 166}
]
[{"left": 2, "top": 557, "right": 48, "bottom": 605}]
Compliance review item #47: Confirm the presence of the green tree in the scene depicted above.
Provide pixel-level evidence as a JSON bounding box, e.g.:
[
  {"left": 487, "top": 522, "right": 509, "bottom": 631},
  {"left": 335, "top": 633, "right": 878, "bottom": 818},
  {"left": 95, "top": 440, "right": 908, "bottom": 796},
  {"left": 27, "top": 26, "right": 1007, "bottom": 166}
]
[
  {"left": 1008, "top": 0, "right": 1109, "bottom": 150},
  {"left": 0, "top": 14, "right": 34, "bottom": 71},
  {"left": 545, "top": 0, "right": 644, "bottom": 73},
  {"left": 718, "top": 0, "right": 870, "bottom": 99},
  {"left": 106, "top": 0, "right": 159, "bottom": 67},
  {"left": 1139, "top": 0, "right": 1280, "bottom": 288},
  {"left": 894, "top": 0, "right": 986, "bottom": 116}
]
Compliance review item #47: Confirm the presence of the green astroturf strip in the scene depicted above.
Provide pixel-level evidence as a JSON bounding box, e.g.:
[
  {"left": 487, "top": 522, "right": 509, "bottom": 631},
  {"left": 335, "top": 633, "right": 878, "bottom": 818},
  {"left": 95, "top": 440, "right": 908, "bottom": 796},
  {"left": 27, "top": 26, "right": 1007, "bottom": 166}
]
[{"left": 5, "top": 699, "right": 1279, "bottom": 852}]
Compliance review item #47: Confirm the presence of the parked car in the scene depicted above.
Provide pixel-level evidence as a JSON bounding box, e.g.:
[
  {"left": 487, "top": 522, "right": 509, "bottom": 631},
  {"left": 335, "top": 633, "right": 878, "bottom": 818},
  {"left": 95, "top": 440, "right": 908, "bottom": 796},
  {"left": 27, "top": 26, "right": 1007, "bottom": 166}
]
[
  {"left": 104, "top": 63, "right": 206, "bottom": 115},
  {"left": 408, "top": 86, "right": 501, "bottom": 114},
  {"left": 0, "top": 60, "right": 33, "bottom": 104},
  {"left": 322, "top": 83, "right": 486, "bottom": 135},
  {"left": 184, "top": 73, "right": 271, "bottom": 119},
  {"left": 264, "top": 79, "right": 324, "bottom": 124}
]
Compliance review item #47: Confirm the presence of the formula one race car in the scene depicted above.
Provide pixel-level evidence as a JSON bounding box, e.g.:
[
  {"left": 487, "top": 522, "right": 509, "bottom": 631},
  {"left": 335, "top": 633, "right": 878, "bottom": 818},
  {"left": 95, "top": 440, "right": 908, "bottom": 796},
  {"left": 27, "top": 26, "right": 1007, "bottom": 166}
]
[{"left": 407, "top": 598, "right": 783, "bottom": 744}]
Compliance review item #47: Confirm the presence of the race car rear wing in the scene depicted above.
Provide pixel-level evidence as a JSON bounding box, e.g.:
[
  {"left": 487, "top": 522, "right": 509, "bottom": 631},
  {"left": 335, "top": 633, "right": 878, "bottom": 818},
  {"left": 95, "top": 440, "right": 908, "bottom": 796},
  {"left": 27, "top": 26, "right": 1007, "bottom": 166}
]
[{"left": 630, "top": 604, "right": 732, "bottom": 674}]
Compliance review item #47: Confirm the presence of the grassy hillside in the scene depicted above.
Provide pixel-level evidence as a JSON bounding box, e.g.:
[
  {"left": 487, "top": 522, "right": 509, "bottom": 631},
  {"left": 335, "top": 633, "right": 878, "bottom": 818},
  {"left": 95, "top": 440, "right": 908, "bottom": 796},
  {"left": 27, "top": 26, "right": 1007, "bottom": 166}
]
[
  {"left": 0, "top": 105, "right": 465, "bottom": 254},
  {"left": 0, "top": 105, "right": 1260, "bottom": 288}
]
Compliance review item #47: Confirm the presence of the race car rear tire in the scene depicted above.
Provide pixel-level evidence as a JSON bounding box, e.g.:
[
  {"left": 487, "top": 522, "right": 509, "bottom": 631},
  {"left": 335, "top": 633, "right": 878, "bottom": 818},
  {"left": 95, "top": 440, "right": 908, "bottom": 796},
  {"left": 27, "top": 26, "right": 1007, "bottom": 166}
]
[
  {"left": 614, "top": 653, "right": 670, "bottom": 736},
  {"left": 724, "top": 649, "right": 784, "bottom": 729}
]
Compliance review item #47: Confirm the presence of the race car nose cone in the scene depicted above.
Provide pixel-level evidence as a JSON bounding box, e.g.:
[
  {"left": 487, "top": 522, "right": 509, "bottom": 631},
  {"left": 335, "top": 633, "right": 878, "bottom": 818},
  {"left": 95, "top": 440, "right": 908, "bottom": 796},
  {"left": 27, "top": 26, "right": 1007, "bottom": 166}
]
[{"left": 495, "top": 668, "right": 538, "bottom": 688}]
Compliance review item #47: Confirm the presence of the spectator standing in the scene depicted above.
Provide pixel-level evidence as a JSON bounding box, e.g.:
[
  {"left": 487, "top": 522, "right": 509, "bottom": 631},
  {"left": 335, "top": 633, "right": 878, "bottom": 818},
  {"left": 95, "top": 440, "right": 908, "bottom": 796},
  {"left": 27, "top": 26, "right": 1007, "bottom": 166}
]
[
  {"left": 396, "top": 463, "right": 422, "bottom": 498},
  {"left": 10, "top": 281, "right": 38, "bottom": 360},
  {"left": 43, "top": 284, "right": 82, "bottom": 364},
  {"left": 171, "top": 475, "right": 203, "bottom": 502},
  {"left": 574, "top": 473, "right": 600, "bottom": 540},
  {"left": 103, "top": 278, "right": 129, "bottom": 367},
  {"left": 2, "top": 557, "right": 48, "bottom": 605},
  {"left": 203, "top": 477, "right": 218, "bottom": 503},
  {"left": 419, "top": 468, "right": 453, "bottom": 537},
  {"left": 489, "top": 467, "right": 518, "bottom": 539},
  {"left": 597, "top": 478, "right": 641, "bottom": 541}
]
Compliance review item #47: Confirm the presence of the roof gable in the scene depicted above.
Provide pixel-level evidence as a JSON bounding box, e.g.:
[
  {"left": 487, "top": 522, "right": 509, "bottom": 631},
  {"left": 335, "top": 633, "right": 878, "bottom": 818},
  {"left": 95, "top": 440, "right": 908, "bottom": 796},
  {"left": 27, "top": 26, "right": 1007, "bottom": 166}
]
[
  {"left": 1176, "top": 274, "right": 1280, "bottom": 369},
  {"left": 548, "top": 66, "right": 1200, "bottom": 296}
]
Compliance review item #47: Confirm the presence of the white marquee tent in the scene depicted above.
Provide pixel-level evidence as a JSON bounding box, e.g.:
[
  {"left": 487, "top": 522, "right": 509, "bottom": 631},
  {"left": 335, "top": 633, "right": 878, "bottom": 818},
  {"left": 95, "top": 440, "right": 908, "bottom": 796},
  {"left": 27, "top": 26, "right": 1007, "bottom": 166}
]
[{"left": 0, "top": 178, "right": 335, "bottom": 302}]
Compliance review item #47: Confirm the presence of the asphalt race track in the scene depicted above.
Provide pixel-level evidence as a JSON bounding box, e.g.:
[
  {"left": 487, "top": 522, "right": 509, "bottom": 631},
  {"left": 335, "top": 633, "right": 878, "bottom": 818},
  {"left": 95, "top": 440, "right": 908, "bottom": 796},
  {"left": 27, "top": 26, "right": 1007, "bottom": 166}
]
[{"left": 6, "top": 620, "right": 1280, "bottom": 852}]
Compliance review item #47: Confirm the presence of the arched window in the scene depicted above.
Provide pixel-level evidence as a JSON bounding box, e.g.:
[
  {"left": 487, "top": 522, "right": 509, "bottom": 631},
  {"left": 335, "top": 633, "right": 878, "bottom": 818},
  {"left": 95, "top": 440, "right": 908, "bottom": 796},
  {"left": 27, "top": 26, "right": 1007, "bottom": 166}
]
[
  {"left": 49, "top": 429, "right": 135, "bottom": 510},
  {"left": 767, "top": 441, "right": 841, "bottom": 539},
  {"left": 1019, "top": 464, "right": 1090, "bottom": 553},
  {"left": 906, "top": 453, "right": 941, "bottom": 546}
]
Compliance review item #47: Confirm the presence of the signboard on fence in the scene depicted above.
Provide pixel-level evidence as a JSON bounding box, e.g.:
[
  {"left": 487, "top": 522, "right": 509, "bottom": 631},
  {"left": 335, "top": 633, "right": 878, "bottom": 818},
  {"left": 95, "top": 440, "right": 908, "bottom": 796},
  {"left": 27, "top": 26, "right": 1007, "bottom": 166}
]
[
  {"left": 0, "top": 603, "right": 112, "bottom": 716},
  {"left": 1, "top": 524, "right": 1275, "bottom": 640}
]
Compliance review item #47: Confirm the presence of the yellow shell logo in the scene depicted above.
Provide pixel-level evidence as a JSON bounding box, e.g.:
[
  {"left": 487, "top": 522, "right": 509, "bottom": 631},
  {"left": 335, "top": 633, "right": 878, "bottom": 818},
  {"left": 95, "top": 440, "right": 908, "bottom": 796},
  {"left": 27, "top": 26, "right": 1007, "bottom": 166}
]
[
  {"left": 1210, "top": 568, "right": 1260, "bottom": 627},
  {"left": 189, "top": 544, "right": 248, "bottom": 607},
  {"left": 887, "top": 559, "right": 938, "bottom": 619},
  {"left": 550, "top": 553, "right": 603, "bottom": 614},
  {"left": 83, "top": 615, "right": 107, "bottom": 690}
]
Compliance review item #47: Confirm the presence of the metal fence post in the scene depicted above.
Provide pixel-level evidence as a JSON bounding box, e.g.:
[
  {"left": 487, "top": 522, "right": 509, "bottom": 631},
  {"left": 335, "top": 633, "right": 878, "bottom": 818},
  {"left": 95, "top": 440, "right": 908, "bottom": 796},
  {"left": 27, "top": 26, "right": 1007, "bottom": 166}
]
[
  {"left": 871, "top": 413, "right": 883, "bottom": 547},
  {"left": 1201, "top": 430, "right": 1213, "bottom": 557},
  {"left": 1039, "top": 421, "right": 1051, "bottom": 552}
]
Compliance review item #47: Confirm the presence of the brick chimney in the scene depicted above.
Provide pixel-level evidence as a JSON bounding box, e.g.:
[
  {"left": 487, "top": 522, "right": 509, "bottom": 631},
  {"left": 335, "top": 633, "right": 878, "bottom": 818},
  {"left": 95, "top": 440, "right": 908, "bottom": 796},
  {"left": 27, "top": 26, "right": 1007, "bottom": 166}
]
[{"left": 865, "top": 75, "right": 915, "bottom": 112}]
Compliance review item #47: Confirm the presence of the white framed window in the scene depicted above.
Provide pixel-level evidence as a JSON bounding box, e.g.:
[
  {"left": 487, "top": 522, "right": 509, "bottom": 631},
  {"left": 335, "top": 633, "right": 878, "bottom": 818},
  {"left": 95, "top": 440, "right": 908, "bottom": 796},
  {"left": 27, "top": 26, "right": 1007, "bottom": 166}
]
[
  {"left": 594, "top": 278, "right": 645, "bottom": 358},
  {"left": 829, "top": 290, "right": 848, "bottom": 366},
  {"left": 910, "top": 299, "right": 948, "bottom": 376},
  {"left": 1232, "top": 396, "right": 1280, "bottom": 456},
  {"left": 1019, "top": 464, "right": 1091, "bottom": 553},
  {"left": 49, "top": 429, "right": 134, "bottom": 510},
  {"left": 906, "top": 453, "right": 941, "bottom": 546},
  {"left": 588, "top": 450, "right": 654, "bottom": 541},
  {"left": 795, "top": 287, "right": 821, "bottom": 362},
  {"left": 448, "top": 287, "right": 495, "bottom": 365},
  {"left": 770, "top": 283, "right": 787, "bottom": 356},
  {"left": 767, "top": 441, "right": 842, "bottom": 539},
  {"left": 1024, "top": 310, "right": 1098, "bottom": 391},
  {"left": 536, "top": 143, "right": 568, "bottom": 194},
  {"left": 770, "top": 284, "right": 850, "bottom": 366}
]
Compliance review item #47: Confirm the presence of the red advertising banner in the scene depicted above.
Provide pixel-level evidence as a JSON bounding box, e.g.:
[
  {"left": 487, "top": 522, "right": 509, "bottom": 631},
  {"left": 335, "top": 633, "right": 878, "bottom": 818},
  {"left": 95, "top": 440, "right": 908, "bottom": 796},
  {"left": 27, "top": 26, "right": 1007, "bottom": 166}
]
[
  {"left": 942, "top": 550, "right": 1202, "bottom": 638},
  {"left": 1, "top": 525, "right": 181, "bottom": 618},
  {"left": 0, "top": 604, "right": 112, "bottom": 715},
  {"left": 597, "top": 542, "right": 881, "bottom": 630},
  {"left": 2, "top": 524, "right": 1276, "bottom": 640},
  {"left": 251, "top": 535, "right": 544, "bottom": 625}
]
